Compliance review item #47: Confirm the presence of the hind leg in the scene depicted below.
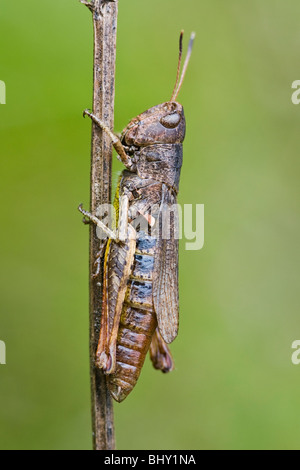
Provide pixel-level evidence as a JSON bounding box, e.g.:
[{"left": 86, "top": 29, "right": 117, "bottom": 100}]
[{"left": 150, "top": 328, "right": 174, "bottom": 373}]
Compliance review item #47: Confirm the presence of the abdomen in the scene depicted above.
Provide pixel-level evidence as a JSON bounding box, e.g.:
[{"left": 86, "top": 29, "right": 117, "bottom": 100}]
[{"left": 108, "top": 233, "right": 157, "bottom": 402}]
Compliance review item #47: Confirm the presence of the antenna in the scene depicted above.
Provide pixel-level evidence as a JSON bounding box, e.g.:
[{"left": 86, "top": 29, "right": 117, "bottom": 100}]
[
  {"left": 171, "top": 32, "right": 196, "bottom": 102},
  {"left": 170, "top": 31, "right": 184, "bottom": 102}
]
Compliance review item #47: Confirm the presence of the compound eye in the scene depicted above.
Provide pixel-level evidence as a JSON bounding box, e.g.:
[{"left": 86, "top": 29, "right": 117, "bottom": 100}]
[{"left": 160, "top": 113, "right": 181, "bottom": 129}]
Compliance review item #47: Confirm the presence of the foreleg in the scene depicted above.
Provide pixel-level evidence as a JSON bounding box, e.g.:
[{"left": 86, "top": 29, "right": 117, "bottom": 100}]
[{"left": 83, "top": 110, "right": 134, "bottom": 170}]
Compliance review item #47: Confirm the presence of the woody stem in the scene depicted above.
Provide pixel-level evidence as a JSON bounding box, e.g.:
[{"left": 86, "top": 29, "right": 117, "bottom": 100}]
[{"left": 82, "top": 0, "right": 118, "bottom": 450}]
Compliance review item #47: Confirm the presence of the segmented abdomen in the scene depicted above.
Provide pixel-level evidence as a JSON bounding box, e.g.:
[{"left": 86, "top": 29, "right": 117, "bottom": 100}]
[{"left": 108, "top": 234, "right": 157, "bottom": 402}]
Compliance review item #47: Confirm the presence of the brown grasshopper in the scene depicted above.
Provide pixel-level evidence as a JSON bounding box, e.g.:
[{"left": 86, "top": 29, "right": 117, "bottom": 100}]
[{"left": 79, "top": 32, "right": 195, "bottom": 402}]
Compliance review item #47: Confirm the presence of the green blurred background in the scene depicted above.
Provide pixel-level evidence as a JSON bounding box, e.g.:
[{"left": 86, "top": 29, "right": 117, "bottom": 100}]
[{"left": 0, "top": 0, "right": 299, "bottom": 450}]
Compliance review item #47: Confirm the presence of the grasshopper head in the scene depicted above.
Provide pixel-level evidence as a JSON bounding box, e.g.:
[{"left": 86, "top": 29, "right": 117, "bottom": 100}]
[{"left": 122, "top": 101, "right": 186, "bottom": 146}]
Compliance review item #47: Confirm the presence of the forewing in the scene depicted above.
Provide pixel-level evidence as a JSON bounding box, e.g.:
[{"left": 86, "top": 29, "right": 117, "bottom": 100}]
[{"left": 153, "top": 194, "right": 179, "bottom": 344}]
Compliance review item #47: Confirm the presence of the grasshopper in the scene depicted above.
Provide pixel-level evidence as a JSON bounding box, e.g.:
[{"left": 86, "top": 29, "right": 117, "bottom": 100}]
[{"left": 79, "top": 32, "right": 195, "bottom": 402}]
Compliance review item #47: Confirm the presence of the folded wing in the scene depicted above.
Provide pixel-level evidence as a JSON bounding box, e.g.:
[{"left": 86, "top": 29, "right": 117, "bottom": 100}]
[{"left": 153, "top": 189, "right": 179, "bottom": 344}]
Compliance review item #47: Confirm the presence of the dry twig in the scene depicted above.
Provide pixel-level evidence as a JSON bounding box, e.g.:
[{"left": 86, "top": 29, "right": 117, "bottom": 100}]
[{"left": 80, "top": 0, "right": 118, "bottom": 450}]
